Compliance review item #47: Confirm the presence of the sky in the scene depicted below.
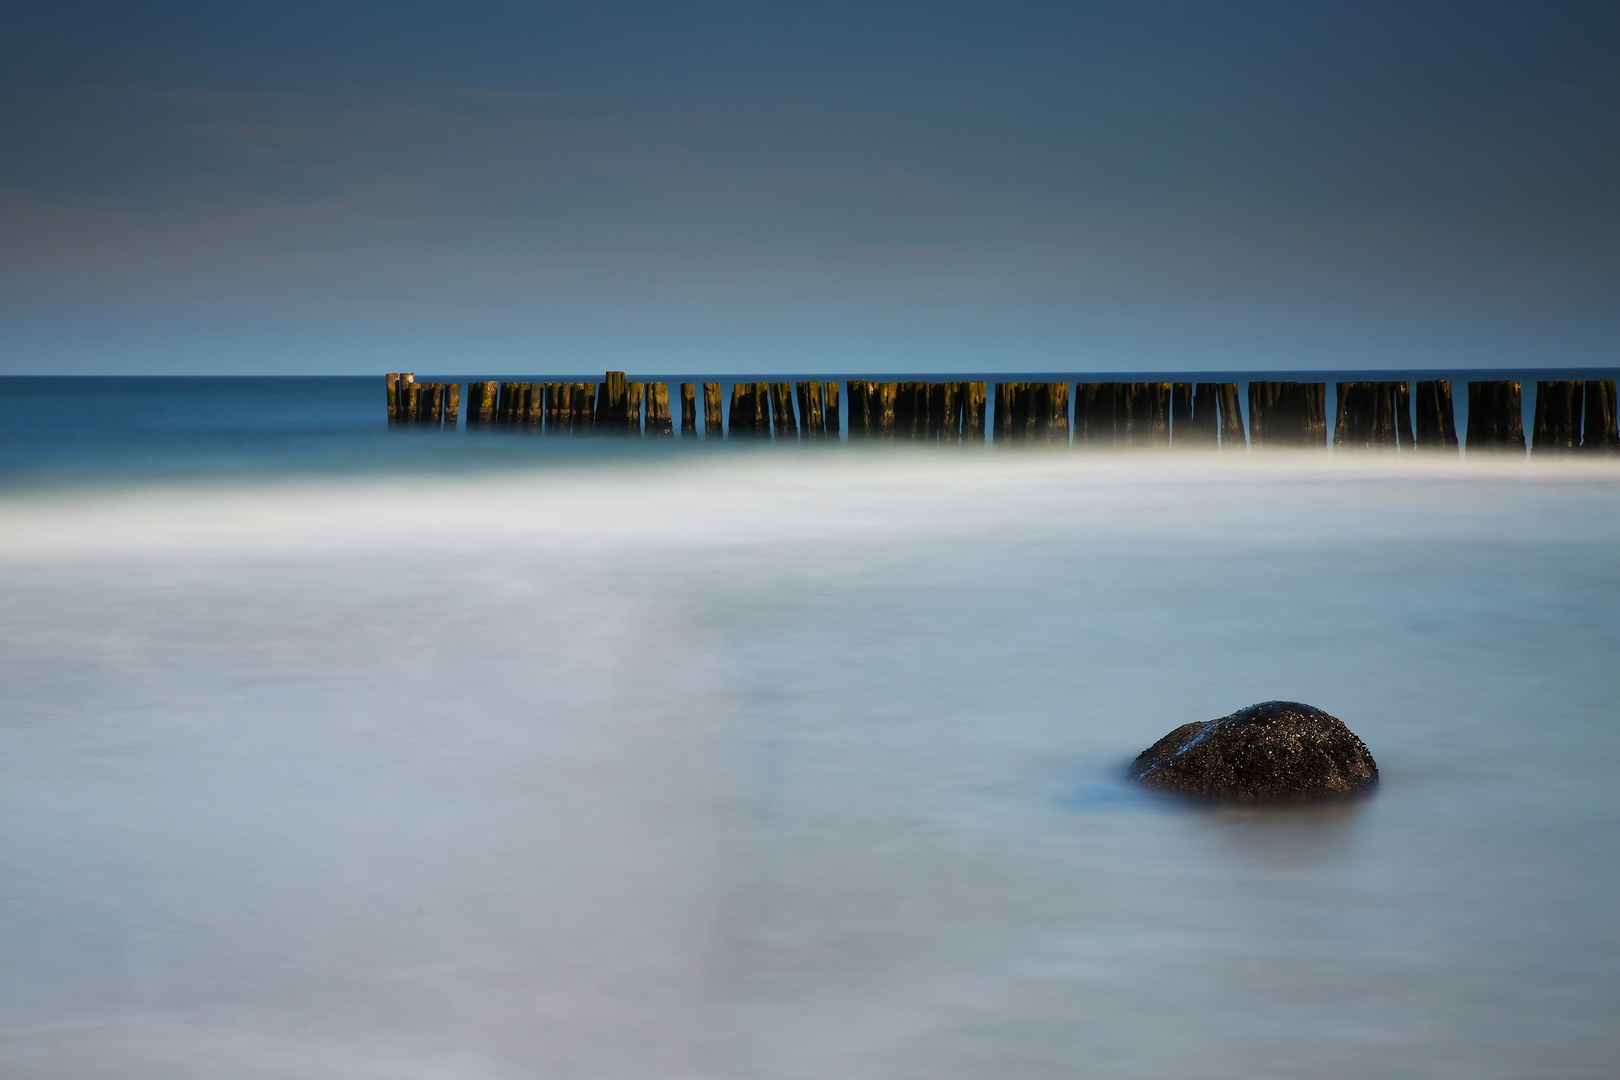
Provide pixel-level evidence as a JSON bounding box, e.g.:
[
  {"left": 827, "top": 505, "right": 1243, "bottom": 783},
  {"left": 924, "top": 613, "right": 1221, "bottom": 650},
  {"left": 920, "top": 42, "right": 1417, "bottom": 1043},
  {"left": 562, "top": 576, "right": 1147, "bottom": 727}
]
[{"left": 2, "top": 1, "right": 1617, "bottom": 375}]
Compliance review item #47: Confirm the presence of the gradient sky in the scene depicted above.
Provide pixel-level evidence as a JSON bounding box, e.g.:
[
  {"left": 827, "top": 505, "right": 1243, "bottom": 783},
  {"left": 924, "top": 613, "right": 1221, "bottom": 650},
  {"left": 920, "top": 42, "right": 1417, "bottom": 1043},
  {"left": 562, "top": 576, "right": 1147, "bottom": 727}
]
[{"left": 3, "top": 1, "right": 1616, "bottom": 375}]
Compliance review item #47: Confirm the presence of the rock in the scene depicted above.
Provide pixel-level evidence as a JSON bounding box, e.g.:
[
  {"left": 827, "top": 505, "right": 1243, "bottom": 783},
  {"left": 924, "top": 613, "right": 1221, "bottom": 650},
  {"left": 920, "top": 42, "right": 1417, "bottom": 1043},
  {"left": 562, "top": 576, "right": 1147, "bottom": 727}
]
[{"left": 1128, "top": 701, "right": 1378, "bottom": 802}]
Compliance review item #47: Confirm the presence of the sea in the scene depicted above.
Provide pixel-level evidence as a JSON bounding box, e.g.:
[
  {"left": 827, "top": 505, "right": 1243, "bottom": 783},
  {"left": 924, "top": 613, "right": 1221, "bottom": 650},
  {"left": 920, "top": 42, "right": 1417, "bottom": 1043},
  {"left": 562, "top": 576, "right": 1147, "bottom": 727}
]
[{"left": 2, "top": 375, "right": 1617, "bottom": 1079}]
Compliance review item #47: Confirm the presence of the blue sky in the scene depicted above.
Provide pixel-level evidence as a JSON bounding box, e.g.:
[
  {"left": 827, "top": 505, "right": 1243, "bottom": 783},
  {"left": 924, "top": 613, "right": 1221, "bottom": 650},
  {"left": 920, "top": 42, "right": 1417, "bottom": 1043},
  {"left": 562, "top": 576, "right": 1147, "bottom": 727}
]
[{"left": 3, "top": 1, "right": 1616, "bottom": 374}]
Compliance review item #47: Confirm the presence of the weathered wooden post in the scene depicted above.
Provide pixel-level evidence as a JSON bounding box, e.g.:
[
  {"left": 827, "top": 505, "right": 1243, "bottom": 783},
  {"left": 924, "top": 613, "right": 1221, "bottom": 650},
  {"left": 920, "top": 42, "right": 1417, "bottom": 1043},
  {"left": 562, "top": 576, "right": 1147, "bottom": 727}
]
[
  {"left": 582, "top": 383, "right": 600, "bottom": 432},
  {"left": 1171, "top": 383, "right": 1193, "bottom": 447},
  {"left": 1414, "top": 380, "right": 1458, "bottom": 450},
  {"left": 846, "top": 380, "right": 872, "bottom": 437},
  {"left": 769, "top": 383, "right": 797, "bottom": 438},
  {"left": 617, "top": 383, "right": 638, "bottom": 435},
  {"left": 1303, "top": 383, "right": 1327, "bottom": 447},
  {"left": 647, "top": 382, "right": 673, "bottom": 437},
  {"left": 550, "top": 383, "right": 571, "bottom": 434},
  {"left": 895, "top": 382, "right": 921, "bottom": 439},
  {"left": 1333, "top": 383, "right": 1362, "bottom": 448},
  {"left": 467, "top": 382, "right": 497, "bottom": 429},
  {"left": 680, "top": 383, "right": 696, "bottom": 435},
  {"left": 1532, "top": 381, "right": 1582, "bottom": 454},
  {"left": 1248, "top": 382, "right": 1282, "bottom": 447},
  {"left": 1250, "top": 381, "right": 1325, "bottom": 448},
  {"left": 756, "top": 383, "right": 774, "bottom": 435},
  {"left": 941, "top": 383, "right": 963, "bottom": 443},
  {"left": 1039, "top": 382, "right": 1070, "bottom": 444},
  {"left": 1395, "top": 382, "right": 1414, "bottom": 449},
  {"left": 398, "top": 375, "right": 418, "bottom": 426},
  {"left": 1184, "top": 384, "right": 1220, "bottom": 447},
  {"left": 1466, "top": 381, "right": 1525, "bottom": 452},
  {"left": 444, "top": 383, "right": 461, "bottom": 431},
  {"left": 962, "top": 382, "right": 986, "bottom": 442},
  {"left": 1334, "top": 382, "right": 1399, "bottom": 450},
  {"left": 1073, "top": 383, "right": 1112, "bottom": 447},
  {"left": 994, "top": 383, "right": 1033, "bottom": 444},
  {"left": 386, "top": 374, "right": 400, "bottom": 425},
  {"left": 727, "top": 383, "right": 745, "bottom": 435},
  {"left": 824, "top": 382, "right": 841, "bottom": 436},
  {"left": 877, "top": 382, "right": 898, "bottom": 439},
  {"left": 796, "top": 381, "right": 825, "bottom": 438},
  {"left": 1583, "top": 380, "right": 1618, "bottom": 452},
  {"left": 1131, "top": 382, "right": 1170, "bottom": 448},
  {"left": 703, "top": 382, "right": 724, "bottom": 437},
  {"left": 402, "top": 379, "right": 421, "bottom": 426},
  {"left": 1216, "top": 383, "right": 1245, "bottom": 449},
  {"left": 728, "top": 383, "right": 767, "bottom": 436},
  {"left": 597, "top": 371, "right": 628, "bottom": 432}
]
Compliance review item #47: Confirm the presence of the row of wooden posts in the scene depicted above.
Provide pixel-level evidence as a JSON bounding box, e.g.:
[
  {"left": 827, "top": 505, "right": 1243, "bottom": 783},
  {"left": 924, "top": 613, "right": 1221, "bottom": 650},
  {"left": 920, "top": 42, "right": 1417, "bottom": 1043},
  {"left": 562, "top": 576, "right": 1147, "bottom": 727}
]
[{"left": 385, "top": 373, "right": 1620, "bottom": 452}]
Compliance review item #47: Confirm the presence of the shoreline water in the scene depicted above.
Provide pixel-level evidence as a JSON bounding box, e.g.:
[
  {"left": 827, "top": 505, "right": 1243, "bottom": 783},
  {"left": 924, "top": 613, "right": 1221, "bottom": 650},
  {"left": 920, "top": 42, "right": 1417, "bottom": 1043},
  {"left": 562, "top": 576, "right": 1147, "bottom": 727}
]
[{"left": 2, "top": 390, "right": 1617, "bottom": 1078}]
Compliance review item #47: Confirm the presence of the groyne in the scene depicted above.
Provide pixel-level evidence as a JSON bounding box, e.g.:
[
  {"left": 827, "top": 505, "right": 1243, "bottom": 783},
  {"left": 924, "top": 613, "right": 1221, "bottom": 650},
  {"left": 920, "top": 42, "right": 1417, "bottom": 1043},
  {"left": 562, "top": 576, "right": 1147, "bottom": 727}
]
[{"left": 385, "top": 372, "right": 1620, "bottom": 453}]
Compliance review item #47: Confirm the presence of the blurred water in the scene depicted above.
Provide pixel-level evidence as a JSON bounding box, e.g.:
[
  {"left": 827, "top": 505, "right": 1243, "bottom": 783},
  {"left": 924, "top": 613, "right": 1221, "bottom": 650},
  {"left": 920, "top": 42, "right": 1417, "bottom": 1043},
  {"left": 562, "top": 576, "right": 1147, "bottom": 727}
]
[{"left": 1, "top": 385, "right": 1618, "bottom": 1078}]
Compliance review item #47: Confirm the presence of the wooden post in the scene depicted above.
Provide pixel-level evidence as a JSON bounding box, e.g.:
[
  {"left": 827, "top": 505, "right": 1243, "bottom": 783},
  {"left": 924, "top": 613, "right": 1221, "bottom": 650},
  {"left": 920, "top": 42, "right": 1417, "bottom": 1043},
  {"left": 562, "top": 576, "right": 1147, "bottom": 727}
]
[
  {"left": 1131, "top": 382, "right": 1170, "bottom": 448},
  {"left": 877, "top": 382, "right": 898, "bottom": 439},
  {"left": 696, "top": 382, "right": 716, "bottom": 437},
  {"left": 467, "top": 382, "right": 497, "bottom": 429},
  {"left": 846, "top": 380, "right": 871, "bottom": 437},
  {"left": 1395, "top": 382, "right": 1414, "bottom": 449},
  {"left": 553, "top": 383, "right": 573, "bottom": 434},
  {"left": 1015, "top": 383, "right": 1037, "bottom": 442},
  {"left": 1583, "top": 380, "right": 1618, "bottom": 452},
  {"left": 894, "top": 382, "right": 919, "bottom": 439},
  {"left": 399, "top": 375, "right": 417, "bottom": 426},
  {"left": 963, "top": 382, "right": 987, "bottom": 442},
  {"left": 1333, "top": 383, "right": 1360, "bottom": 448},
  {"left": 402, "top": 379, "right": 420, "bottom": 426},
  {"left": 1250, "top": 381, "right": 1323, "bottom": 448},
  {"left": 614, "top": 382, "right": 635, "bottom": 435},
  {"left": 727, "top": 383, "right": 744, "bottom": 436},
  {"left": 1074, "top": 383, "right": 1111, "bottom": 448},
  {"left": 796, "top": 381, "right": 825, "bottom": 438},
  {"left": 444, "top": 382, "right": 460, "bottom": 430},
  {"left": 582, "top": 383, "right": 599, "bottom": 432},
  {"left": 646, "top": 382, "right": 673, "bottom": 437},
  {"left": 1184, "top": 383, "right": 1220, "bottom": 447},
  {"left": 1026, "top": 383, "right": 1048, "bottom": 444},
  {"left": 386, "top": 374, "right": 400, "bottom": 425},
  {"left": 1216, "top": 383, "right": 1245, "bottom": 449},
  {"left": 769, "top": 383, "right": 796, "bottom": 438},
  {"left": 680, "top": 383, "right": 696, "bottom": 436},
  {"left": 1532, "top": 381, "right": 1582, "bottom": 454},
  {"left": 730, "top": 383, "right": 767, "bottom": 437},
  {"left": 824, "top": 382, "right": 841, "bottom": 436},
  {"left": 1302, "top": 383, "right": 1327, "bottom": 447},
  {"left": 1466, "top": 380, "right": 1525, "bottom": 452},
  {"left": 597, "top": 371, "right": 627, "bottom": 432},
  {"left": 1248, "top": 382, "right": 1281, "bottom": 447},
  {"left": 1171, "top": 383, "right": 1193, "bottom": 447},
  {"left": 1414, "top": 380, "right": 1458, "bottom": 450},
  {"left": 941, "top": 382, "right": 962, "bottom": 443},
  {"left": 1335, "top": 382, "right": 1400, "bottom": 450},
  {"left": 1040, "top": 382, "right": 1070, "bottom": 444},
  {"left": 703, "top": 382, "right": 724, "bottom": 437}
]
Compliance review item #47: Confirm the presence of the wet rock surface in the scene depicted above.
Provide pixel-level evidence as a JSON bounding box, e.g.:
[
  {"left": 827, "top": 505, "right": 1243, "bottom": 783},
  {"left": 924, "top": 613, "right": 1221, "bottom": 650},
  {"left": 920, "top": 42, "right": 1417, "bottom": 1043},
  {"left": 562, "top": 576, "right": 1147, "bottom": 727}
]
[{"left": 1129, "top": 701, "right": 1378, "bottom": 802}]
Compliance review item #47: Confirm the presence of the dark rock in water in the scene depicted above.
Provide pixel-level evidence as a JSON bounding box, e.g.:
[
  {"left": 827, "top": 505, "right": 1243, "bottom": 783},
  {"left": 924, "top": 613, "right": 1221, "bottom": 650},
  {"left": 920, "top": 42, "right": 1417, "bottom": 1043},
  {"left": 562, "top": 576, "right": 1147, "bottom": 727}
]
[{"left": 1129, "top": 701, "right": 1378, "bottom": 802}]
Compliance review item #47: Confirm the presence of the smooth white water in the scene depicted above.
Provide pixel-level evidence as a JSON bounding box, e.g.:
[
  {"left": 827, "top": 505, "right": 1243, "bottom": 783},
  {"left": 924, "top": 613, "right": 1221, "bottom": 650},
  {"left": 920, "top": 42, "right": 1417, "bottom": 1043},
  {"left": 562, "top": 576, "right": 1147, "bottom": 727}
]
[{"left": 2, "top": 451, "right": 1617, "bottom": 1079}]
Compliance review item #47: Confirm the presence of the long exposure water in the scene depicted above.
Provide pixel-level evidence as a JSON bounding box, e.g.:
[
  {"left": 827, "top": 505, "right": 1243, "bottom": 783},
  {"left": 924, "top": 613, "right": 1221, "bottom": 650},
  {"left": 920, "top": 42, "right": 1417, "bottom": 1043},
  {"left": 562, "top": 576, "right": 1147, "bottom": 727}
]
[{"left": 2, "top": 379, "right": 1617, "bottom": 1078}]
